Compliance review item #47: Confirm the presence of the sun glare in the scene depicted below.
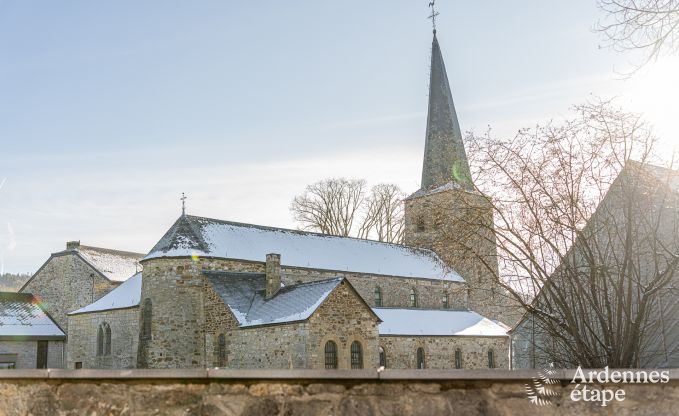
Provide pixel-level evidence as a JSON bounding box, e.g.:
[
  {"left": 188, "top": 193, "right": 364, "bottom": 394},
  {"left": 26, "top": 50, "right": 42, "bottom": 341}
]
[{"left": 626, "top": 56, "right": 679, "bottom": 162}]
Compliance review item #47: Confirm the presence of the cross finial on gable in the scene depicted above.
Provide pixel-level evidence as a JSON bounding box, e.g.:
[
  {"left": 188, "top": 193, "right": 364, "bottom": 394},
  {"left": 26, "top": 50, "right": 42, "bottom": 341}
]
[
  {"left": 181, "top": 192, "right": 187, "bottom": 216},
  {"left": 428, "top": 0, "right": 439, "bottom": 34}
]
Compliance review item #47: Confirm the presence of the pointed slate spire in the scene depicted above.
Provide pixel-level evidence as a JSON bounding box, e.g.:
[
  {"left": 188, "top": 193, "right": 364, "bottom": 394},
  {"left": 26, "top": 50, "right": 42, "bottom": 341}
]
[{"left": 420, "top": 33, "right": 472, "bottom": 190}]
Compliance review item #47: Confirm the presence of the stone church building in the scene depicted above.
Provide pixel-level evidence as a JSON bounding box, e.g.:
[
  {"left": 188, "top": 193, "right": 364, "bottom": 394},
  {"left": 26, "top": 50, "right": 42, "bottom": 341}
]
[{"left": 7, "top": 31, "right": 516, "bottom": 370}]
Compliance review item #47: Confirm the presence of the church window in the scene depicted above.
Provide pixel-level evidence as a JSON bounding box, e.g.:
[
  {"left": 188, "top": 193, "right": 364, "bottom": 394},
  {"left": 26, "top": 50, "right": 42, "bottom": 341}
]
[
  {"left": 416, "top": 347, "right": 425, "bottom": 369},
  {"left": 442, "top": 292, "right": 449, "bottom": 309},
  {"left": 104, "top": 323, "right": 111, "bottom": 356},
  {"left": 379, "top": 346, "right": 386, "bottom": 368},
  {"left": 142, "top": 298, "right": 152, "bottom": 340},
  {"left": 410, "top": 288, "right": 418, "bottom": 307},
  {"left": 324, "top": 341, "right": 338, "bottom": 369},
  {"left": 488, "top": 350, "right": 495, "bottom": 368},
  {"left": 97, "top": 325, "right": 104, "bottom": 356},
  {"left": 416, "top": 215, "right": 425, "bottom": 232},
  {"left": 374, "top": 286, "right": 382, "bottom": 307},
  {"left": 454, "top": 349, "right": 462, "bottom": 369},
  {"left": 217, "top": 334, "right": 227, "bottom": 367},
  {"left": 350, "top": 341, "right": 363, "bottom": 369},
  {"left": 97, "top": 323, "right": 111, "bottom": 356}
]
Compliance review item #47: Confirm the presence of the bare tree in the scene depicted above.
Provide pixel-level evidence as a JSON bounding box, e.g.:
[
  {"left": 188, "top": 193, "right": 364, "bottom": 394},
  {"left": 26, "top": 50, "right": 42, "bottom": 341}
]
[
  {"left": 358, "top": 184, "right": 406, "bottom": 243},
  {"left": 457, "top": 99, "right": 679, "bottom": 367},
  {"left": 291, "top": 179, "right": 367, "bottom": 237},
  {"left": 291, "top": 179, "right": 405, "bottom": 243},
  {"left": 597, "top": 0, "right": 679, "bottom": 67}
]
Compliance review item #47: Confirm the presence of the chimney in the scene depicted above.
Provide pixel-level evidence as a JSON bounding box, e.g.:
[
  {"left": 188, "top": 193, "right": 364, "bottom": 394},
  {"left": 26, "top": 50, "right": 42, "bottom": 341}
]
[
  {"left": 66, "top": 241, "right": 80, "bottom": 251},
  {"left": 265, "top": 253, "right": 281, "bottom": 299}
]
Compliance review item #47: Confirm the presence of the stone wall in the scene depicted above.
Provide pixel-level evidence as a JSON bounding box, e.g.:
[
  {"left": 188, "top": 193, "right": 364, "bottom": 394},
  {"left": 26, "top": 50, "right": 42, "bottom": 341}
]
[
  {"left": 138, "top": 258, "right": 206, "bottom": 368},
  {"left": 140, "top": 255, "right": 469, "bottom": 370},
  {"left": 0, "top": 340, "right": 64, "bottom": 369},
  {"left": 170, "top": 256, "right": 468, "bottom": 310},
  {"left": 21, "top": 252, "right": 118, "bottom": 330},
  {"left": 66, "top": 307, "right": 139, "bottom": 369},
  {"left": 0, "top": 369, "right": 676, "bottom": 415},
  {"left": 380, "top": 336, "right": 508, "bottom": 370},
  {"left": 306, "top": 280, "right": 380, "bottom": 369}
]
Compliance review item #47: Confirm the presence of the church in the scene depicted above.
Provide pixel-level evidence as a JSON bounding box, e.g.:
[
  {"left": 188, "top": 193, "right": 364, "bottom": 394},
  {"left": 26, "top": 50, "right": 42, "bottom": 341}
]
[{"left": 6, "top": 31, "right": 517, "bottom": 370}]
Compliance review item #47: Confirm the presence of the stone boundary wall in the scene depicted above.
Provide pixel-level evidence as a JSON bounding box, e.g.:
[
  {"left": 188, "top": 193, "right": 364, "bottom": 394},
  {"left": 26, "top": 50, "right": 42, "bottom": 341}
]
[{"left": 0, "top": 369, "right": 677, "bottom": 415}]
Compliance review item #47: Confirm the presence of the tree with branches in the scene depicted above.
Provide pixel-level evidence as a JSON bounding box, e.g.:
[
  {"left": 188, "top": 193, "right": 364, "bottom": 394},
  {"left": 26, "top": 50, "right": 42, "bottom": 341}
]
[
  {"left": 597, "top": 0, "right": 679, "bottom": 67},
  {"left": 454, "top": 99, "right": 679, "bottom": 367},
  {"left": 290, "top": 179, "right": 405, "bottom": 243}
]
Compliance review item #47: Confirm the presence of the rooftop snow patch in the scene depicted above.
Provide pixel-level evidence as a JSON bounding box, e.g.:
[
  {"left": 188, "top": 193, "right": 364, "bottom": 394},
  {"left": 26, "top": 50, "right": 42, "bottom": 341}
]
[
  {"left": 205, "top": 272, "right": 346, "bottom": 327},
  {"left": 374, "top": 308, "right": 508, "bottom": 337},
  {"left": 69, "top": 273, "right": 141, "bottom": 315},
  {"left": 0, "top": 292, "right": 65, "bottom": 338},
  {"left": 145, "top": 215, "right": 462, "bottom": 282},
  {"left": 78, "top": 245, "right": 144, "bottom": 282}
]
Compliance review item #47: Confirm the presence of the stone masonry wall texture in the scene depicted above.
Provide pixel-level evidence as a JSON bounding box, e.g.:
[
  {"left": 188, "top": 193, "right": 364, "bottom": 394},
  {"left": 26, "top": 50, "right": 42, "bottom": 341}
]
[
  {"left": 67, "top": 308, "right": 139, "bottom": 369},
  {"left": 0, "top": 341, "right": 63, "bottom": 369},
  {"left": 0, "top": 371, "right": 676, "bottom": 416},
  {"left": 21, "top": 253, "right": 118, "bottom": 331}
]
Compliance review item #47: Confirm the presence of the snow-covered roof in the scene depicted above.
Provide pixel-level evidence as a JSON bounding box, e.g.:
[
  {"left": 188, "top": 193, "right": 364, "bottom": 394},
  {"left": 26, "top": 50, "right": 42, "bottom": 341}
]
[
  {"left": 145, "top": 215, "right": 463, "bottom": 282},
  {"left": 406, "top": 181, "right": 464, "bottom": 200},
  {"left": 0, "top": 292, "right": 65, "bottom": 338},
  {"left": 205, "top": 271, "right": 351, "bottom": 327},
  {"left": 374, "top": 308, "right": 508, "bottom": 337},
  {"left": 68, "top": 273, "right": 141, "bottom": 315},
  {"left": 78, "top": 245, "right": 144, "bottom": 282}
]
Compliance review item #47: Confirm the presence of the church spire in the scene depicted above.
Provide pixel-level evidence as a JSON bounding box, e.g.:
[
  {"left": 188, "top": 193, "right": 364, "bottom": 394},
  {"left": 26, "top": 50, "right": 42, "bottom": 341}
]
[{"left": 420, "top": 31, "right": 472, "bottom": 190}]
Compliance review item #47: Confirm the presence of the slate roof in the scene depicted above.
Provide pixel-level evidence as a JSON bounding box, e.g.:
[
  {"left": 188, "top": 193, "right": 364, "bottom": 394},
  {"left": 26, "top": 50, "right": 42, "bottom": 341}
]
[
  {"left": 145, "top": 215, "right": 463, "bottom": 282},
  {"left": 68, "top": 273, "right": 142, "bottom": 315},
  {"left": 0, "top": 292, "right": 65, "bottom": 338},
  {"left": 204, "top": 271, "right": 351, "bottom": 327},
  {"left": 373, "top": 308, "right": 508, "bottom": 337},
  {"left": 420, "top": 32, "right": 472, "bottom": 191},
  {"left": 78, "top": 245, "right": 144, "bottom": 282}
]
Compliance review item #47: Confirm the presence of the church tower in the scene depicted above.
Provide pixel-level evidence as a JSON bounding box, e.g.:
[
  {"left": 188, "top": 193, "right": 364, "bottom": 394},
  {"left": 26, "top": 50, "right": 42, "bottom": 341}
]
[{"left": 404, "top": 31, "right": 518, "bottom": 325}]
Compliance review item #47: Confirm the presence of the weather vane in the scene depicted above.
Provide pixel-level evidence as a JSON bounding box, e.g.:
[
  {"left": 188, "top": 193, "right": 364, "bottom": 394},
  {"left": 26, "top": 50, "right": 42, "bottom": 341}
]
[
  {"left": 428, "top": 1, "right": 439, "bottom": 34},
  {"left": 181, "top": 192, "right": 187, "bottom": 216}
]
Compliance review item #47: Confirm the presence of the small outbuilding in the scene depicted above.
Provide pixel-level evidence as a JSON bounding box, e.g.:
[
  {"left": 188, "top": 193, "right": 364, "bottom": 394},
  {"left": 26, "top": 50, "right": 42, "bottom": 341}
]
[{"left": 0, "top": 292, "right": 66, "bottom": 369}]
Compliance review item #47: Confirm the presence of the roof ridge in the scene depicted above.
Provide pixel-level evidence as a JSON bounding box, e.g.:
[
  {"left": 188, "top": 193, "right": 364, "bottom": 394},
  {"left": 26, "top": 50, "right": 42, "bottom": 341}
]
[
  {"left": 275, "top": 277, "right": 343, "bottom": 294},
  {"left": 79, "top": 245, "right": 145, "bottom": 258},
  {"left": 183, "top": 214, "right": 434, "bottom": 253}
]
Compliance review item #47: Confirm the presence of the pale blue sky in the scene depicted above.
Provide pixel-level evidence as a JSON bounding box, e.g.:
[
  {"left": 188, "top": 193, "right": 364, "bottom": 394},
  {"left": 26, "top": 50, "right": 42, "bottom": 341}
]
[{"left": 1, "top": 1, "right": 676, "bottom": 273}]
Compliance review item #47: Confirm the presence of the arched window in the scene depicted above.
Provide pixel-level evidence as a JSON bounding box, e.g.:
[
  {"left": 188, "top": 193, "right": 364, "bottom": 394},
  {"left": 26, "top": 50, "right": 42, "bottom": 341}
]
[
  {"left": 488, "top": 350, "right": 495, "bottom": 369},
  {"left": 374, "top": 286, "right": 382, "bottom": 307},
  {"left": 104, "top": 323, "right": 111, "bottom": 356},
  {"left": 97, "top": 325, "right": 104, "bottom": 356},
  {"left": 350, "top": 341, "right": 363, "bottom": 369},
  {"left": 416, "top": 347, "right": 425, "bottom": 369},
  {"left": 454, "top": 348, "right": 462, "bottom": 369},
  {"left": 379, "top": 346, "right": 386, "bottom": 368},
  {"left": 410, "top": 288, "right": 418, "bottom": 307},
  {"left": 217, "top": 334, "right": 227, "bottom": 367},
  {"left": 142, "top": 298, "right": 152, "bottom": 340},
  {"left": 442, "top": 292, "right": 449, "bottom": 309},
  {"left": 97, "top": 323, "right": 111, "bottom": 356},
  {"left": 324, "top": 341, "right": 338, "bottom": 369}
]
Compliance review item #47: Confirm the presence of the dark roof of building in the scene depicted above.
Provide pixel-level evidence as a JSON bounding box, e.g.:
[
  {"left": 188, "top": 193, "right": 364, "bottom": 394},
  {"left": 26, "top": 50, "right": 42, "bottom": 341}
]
[
  {"left": 420, "top": 32, "right": 472, "bottom": 191},
  {"left": 204, "top": 271, "right": 356, "bottom": 327},
  {"left": 0, "top": 292, "right": 65, "bottom": 338},
  {"left": 145, "top": 215, "right": 463, "bottom": 282}
]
